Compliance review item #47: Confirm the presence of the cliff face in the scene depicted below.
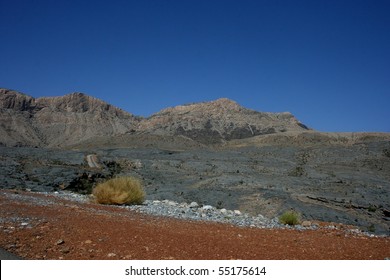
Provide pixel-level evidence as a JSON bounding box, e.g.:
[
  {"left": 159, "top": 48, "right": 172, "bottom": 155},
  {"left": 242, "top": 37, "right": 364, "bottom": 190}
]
[
  {"left": 0, "top": 89, "right": 138, "bottom": 147},
  {"left": 0, "top": 89, "right": 36, "bottom": 111},
  {"left": 0, "top": 89, "right": 41, "bottom": 147},
  {"left": 0, "top": 89, "right": 310, "bottom": 147}
]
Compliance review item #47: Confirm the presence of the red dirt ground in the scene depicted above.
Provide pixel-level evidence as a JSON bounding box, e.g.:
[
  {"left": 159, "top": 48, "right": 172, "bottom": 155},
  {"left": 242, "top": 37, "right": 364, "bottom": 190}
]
[{"left": 0, "top": 190, "right": 389, "bottom": 260}]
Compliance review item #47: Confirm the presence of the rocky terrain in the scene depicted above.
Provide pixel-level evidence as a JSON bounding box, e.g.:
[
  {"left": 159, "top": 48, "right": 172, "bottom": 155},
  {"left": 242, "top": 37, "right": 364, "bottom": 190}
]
[
  {"left": 0, "top": 88, "right": 389, "bottom": 236},
  {"left": 138, "top": 98, "right": 309, "bottom": 144},
  {"left": 0, "top": 89, "right": 138, "bottom": 147},
  {"left": 1, "top": 189, "right": 389, "bottom": 260},
  {"left": 0, "top": 88, "right": 309, "bottom": 147}
]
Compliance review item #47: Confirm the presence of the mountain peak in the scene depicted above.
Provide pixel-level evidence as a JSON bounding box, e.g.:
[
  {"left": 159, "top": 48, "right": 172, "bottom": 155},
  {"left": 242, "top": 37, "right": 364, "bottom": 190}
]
[
  {"left": 207, "top": 98, "right": 242, "bottom": 111},
  {"left": 36, "top": 92, "right": 120, "bottom": 114},
  {"left": 211, "top": 97, "right": 239, "bottom": 105},
  {"left": 155, "top": 98, "right": 243, "bottom": 116},
  {"left": 142, "top": 97, "right": 309, "bottom": 144},
  {"left": 0, "top": 88, "right": 35, "bottom": 110}
]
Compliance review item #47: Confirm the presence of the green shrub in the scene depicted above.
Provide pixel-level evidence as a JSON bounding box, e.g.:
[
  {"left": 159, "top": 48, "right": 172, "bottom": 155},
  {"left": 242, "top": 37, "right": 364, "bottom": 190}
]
[
  {"left": 288, "top": 166, "right": 305, "bottom": 177},
  {"left": 367, "top": 205, "right": 377, "bottom": 212},
  {"left": 383, "top": 148, "right": 390, "bottom": 157},
  {"left": 92, "top": 176, "right": 145, "bottom": 205},
  {"left": 367, "top": 224, "right": 376, "bottom": 233},
  {"left": 279, "top": 210, "right": 301, "bottom": 225}
]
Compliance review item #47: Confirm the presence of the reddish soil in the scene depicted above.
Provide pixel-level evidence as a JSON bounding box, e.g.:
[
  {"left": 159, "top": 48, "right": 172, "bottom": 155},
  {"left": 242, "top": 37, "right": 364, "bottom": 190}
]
[{"left": 0, "top": 190, "right": 389, "bottom": 260}]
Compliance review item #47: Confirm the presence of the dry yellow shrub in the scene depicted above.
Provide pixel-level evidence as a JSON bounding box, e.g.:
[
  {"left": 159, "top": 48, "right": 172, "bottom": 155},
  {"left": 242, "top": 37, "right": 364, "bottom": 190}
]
[{"left": 93, "top": 177, "right": 145, "bottom": 205}]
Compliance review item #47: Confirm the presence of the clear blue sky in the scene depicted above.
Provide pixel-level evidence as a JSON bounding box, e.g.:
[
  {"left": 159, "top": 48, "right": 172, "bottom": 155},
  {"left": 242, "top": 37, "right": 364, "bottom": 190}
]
[{"left": 1, "top": 0, "right": 389, "bottom": 132}]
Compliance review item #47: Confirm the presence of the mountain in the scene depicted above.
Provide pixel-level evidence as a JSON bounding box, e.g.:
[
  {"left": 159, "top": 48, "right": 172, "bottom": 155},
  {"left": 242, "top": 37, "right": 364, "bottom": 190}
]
[
  {"left": 0, "top": 88, "right": 310, "bottom": 147},
  {"left": 0, "top": 89, "right": 138, "bottom": 147},
  {"left": 140, "top": 98, "right": 309, "bottom": 144}
]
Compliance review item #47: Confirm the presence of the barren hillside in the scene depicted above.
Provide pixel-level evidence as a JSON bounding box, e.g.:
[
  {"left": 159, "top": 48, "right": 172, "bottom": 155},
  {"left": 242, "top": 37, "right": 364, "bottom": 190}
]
[
  {"left": 0, "top": 88, "right": 309, "bottom": 147},
  {"left": 0, "top": 89, "right": 138, "bottom": 147}
]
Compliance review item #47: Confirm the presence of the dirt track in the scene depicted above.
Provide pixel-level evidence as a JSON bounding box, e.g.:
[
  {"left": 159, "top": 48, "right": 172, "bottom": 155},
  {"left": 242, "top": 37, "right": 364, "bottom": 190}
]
[
  {"left": 86, "top": 154, "right": 101, "bottom": 168},
  {"left": 0, "top": 190, "right": 389, "bottom": 260}
]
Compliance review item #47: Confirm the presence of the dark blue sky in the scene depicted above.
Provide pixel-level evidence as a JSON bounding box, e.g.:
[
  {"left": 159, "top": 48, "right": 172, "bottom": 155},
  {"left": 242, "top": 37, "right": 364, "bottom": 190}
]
[{"left": 1, "top": 0, "right": 389, "bottom": 132}]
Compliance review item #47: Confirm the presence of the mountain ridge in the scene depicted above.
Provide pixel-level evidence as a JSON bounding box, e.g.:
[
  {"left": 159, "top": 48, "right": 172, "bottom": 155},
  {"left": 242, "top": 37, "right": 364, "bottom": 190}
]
[
  {"left": 0, "top": 88, "right": 310, "bottom": 147},
  {"left": 140, "top": 96, "right": 309, "bottom": 144},
  {"left": 0, "top": 89, "right": 138, "bottom": 147}
]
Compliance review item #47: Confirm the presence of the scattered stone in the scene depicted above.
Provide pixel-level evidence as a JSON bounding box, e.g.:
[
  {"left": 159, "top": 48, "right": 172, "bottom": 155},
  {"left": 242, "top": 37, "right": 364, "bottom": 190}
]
[
  {"left": 55, "top": 239, "right": 65, "bottom": 245},
  {"left": 84, "top": 240, "right": 92, "bottom": 244},
  {"left": 60, "top": 247, "right": 70, "bottom": 254},
  {"left": 301, "top": 221, "right": 312, "bottom": 227},
  {"left": 18, "top": 192, "right": 381, "bottom": 236},
  {"left": 121, "top": 199, "right": 286, "bottom": 230},
  {"left": 202, "top": 205, "right": 213, "bottom": 211},
  {"left": 5, "top": 244, "right": 16, "bottom": 249},
  {"left": 189, "top": 202, "right": 199, "bottom": 208},
  {"left": 107, "top": 253, "right": 116, "bottom": 257}
]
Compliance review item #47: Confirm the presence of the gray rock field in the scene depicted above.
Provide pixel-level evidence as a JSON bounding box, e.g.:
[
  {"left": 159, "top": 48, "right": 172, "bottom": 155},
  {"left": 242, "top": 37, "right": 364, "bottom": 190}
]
[{"left": 1, "top": 134, "right": 389, "bottom": 234}]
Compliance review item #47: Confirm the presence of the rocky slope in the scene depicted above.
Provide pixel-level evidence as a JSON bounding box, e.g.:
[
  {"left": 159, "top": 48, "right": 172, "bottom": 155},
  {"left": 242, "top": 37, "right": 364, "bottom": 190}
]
[
  {"left": 139, "top": 98, "right": 309, "bottom": 144},
  {"left": 0, "top": 89, "right": 310, "bottom": 147},
  {"left": 0, "top": 89, "right": 138, "bottom": 147}
]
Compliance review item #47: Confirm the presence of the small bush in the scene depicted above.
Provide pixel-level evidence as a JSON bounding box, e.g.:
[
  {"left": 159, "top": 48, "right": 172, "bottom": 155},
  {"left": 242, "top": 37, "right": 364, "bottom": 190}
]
[
  {"left": 367, "top": 224, "right": 376, "bottom": 233},
  {"left": 279, "top": 210, "right": 301, "bottom": 225},
  {"left": 92, "top": 176, "right": 145, "bottom": 205},
  {"left": 368, "top": 205, "right": 377, "bottom": 212},
  {"left": 288, "top": 166, "right": 305, "bottom": 177},
  {"left": 383, "top": 148, "right": 390, "bottom": 158}
]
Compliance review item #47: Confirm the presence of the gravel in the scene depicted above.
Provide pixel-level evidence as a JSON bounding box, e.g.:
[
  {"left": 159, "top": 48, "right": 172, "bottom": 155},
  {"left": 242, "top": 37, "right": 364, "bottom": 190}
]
[
  {"left": 50, "top": 191, "right": 388, "bottom": 237},
  {"left": 46, "top": 191, "right": 319, "bottom": 231},
  {"left": 2, "top": 189, "right": 385, "bottom": 238}
]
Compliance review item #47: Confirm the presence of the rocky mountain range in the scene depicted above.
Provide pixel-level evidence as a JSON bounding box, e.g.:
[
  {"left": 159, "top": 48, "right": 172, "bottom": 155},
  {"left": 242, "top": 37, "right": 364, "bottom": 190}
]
[
  {"left": 0, "top": 88, "right": 309, "bottom": 147},
  {"left": 1, "top": 88, "right": 390, "bottom": 234}
]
